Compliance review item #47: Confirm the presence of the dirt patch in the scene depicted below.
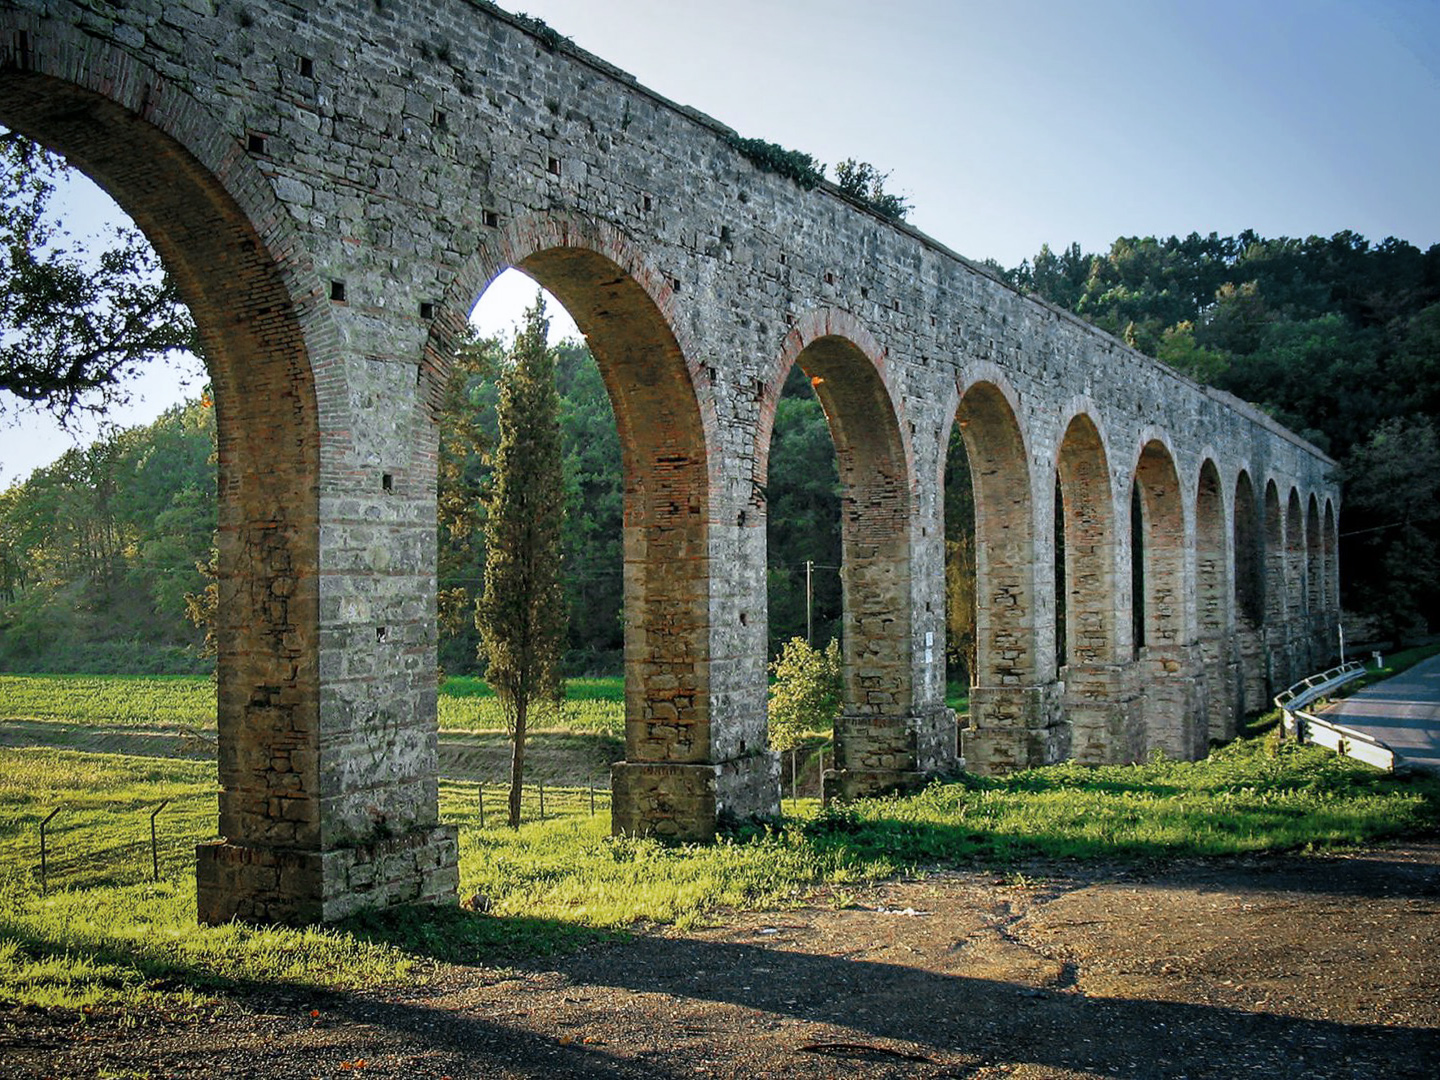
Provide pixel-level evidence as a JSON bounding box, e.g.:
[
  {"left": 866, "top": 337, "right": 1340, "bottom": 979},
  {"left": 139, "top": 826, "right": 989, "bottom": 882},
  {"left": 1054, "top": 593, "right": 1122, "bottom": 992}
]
[{"left": 4, "top": 841, "right": 1437, "bottom": 1079}]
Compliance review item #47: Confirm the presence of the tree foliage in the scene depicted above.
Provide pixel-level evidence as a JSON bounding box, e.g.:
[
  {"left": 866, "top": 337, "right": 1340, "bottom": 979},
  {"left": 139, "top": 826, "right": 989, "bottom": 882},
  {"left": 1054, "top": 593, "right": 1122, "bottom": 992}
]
[
  {"left": 0, "top": 398, "right": 216, "bottom": 672},
  {"left": 0, "top": 131, "right": 195, "bottom": 421},
  {"left": 1001, "top": 228, "right": 1440, "bottom": 639},
  {"left": 943, "top": 423, "right": 977, "bottom": 685},
  {"left": 769, "top": 636, "right": 841, "bottom": 743},
  {"left": 1341, "top": 417, "right": 1440, "bottom": 645},
  {"left": 766, "top": 366, "right": 842, "bottom": 656},
  {"left": 436, "top": 331, "right": 498, "bottom": 676},
  {"left": 474, "top": 295, "right": 568, "bottom": 827},
  {"left": 833, "top": 158, "right": 912, "bottom": 221}
]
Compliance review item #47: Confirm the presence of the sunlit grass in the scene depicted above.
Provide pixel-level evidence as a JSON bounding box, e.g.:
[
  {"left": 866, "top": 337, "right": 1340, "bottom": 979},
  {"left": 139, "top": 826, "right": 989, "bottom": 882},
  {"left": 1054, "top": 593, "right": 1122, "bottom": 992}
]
[
  {"left": 2, "top": 730, "right": 1436, "bottom": 1013},
  {"left": 0, "top": 748, "right": 414, "bottom": 1012},
  {"left": 0, "top": 673, "right": 628, "bottom": 737},
  {"left": 0, "top": 674, "right": 216, "bottom": 730}
]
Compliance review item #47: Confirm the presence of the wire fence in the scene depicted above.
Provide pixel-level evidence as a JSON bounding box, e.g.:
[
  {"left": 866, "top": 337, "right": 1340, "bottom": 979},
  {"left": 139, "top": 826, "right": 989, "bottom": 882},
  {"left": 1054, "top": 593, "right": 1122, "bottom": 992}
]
[
  {"left": 438, "top": 778, "right": 612, "bottom": 830},
  {"left": 11, "top": 780, "right": 616, "bottom": 895}
]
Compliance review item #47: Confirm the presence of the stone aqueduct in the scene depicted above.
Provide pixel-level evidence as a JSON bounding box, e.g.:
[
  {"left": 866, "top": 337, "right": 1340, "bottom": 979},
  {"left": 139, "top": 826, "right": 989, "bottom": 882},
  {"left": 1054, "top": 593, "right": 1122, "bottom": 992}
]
[{"left": 1, "top": 1, "right": 1340, "bottom": 923}]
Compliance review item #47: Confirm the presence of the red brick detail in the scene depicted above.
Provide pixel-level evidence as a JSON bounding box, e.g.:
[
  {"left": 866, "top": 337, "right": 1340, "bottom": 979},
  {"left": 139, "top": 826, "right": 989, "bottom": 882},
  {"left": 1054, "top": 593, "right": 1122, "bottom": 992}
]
[
  {"left": 949, "top": 377, "right": 1038, "bottom": 688},
  {"left": 1054, "top": 407, "right": 1119, "bottom": 667}
]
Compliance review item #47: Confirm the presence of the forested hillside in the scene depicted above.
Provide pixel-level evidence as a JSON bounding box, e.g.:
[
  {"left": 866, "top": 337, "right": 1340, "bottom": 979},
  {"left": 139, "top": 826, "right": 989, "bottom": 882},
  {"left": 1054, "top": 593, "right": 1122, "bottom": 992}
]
[
  {"left": 990, "top": 231, "right": 1440, "bottom": 641},
  {"left": 0, "top": 336, "right": 840, "bottom": 676},
  {"left": 0, "top": 398, "right": 215, "bottom": 671}
]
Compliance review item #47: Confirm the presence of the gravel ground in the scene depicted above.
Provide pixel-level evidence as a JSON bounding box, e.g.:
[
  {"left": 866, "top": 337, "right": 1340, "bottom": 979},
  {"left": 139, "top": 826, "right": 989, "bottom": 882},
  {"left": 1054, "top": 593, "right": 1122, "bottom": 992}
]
[{"left": 4, "top": 840, "right": 1437, "bottom": 1079}]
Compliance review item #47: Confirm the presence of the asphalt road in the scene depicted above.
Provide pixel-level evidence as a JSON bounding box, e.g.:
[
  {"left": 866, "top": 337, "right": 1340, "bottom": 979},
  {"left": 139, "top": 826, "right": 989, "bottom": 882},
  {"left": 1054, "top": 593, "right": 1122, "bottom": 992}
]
[{"left": 1318, "top": 653, "right": 1440, "bottom": 772}]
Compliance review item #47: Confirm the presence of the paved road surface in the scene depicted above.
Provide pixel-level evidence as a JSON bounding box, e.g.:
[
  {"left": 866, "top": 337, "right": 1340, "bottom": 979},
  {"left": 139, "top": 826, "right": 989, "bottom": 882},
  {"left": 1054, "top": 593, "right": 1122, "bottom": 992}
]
[{"left": 1318, "top": 653, "right": 1440, "bottom": 772}]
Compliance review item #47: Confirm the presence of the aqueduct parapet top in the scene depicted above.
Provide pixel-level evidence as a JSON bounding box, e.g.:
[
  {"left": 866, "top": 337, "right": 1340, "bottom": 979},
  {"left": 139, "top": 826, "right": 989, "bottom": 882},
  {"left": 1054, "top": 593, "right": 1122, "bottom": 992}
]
[{"left": 0, "top": 0, "right": 1340, "bottom": 924}]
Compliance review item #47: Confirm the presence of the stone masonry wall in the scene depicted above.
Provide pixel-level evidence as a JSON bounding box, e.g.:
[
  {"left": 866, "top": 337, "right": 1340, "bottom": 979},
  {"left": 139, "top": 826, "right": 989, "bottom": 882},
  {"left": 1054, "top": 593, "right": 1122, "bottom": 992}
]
[{"left": 0, "top": 0, "right": 1341, "bottom": 921}]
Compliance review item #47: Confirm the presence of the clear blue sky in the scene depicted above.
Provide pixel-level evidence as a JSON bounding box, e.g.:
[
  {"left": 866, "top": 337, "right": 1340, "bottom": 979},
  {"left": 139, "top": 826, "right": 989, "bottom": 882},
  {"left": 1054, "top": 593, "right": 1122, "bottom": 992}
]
[{"left": 3, "top": 0, "right": 1437, "bottom": 484}]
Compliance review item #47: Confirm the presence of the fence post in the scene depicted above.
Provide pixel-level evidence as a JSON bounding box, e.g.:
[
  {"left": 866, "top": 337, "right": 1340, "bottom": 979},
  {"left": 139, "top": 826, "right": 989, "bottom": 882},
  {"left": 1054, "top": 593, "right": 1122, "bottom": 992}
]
[
  {"left": 589, "top": 785, "right": 595, "bottom": 816},
  {"left": 538, "top": 781, "right": 545, "bottom": 820},
  {"left": 150, "top": 800, "right": 170, "bottom": 882},
  {"left": 819, "top": 749, "right": 826, "bottom": 805},
  {"left": 39, "top": 808, "right": 60, "bottom": 895},
  {"left": 478, "top": 783, "right": 485, "bottom": 829}
]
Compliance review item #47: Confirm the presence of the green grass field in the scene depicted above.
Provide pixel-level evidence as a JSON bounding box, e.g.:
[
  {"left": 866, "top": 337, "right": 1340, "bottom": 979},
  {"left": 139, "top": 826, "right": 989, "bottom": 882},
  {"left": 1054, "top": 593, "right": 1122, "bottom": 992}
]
[
  {"left": 3, "top": 724, "right": 1437, "bottom": 1013},
  {"left": 0, "top": 673, "right": 627, "bottom": 735}
]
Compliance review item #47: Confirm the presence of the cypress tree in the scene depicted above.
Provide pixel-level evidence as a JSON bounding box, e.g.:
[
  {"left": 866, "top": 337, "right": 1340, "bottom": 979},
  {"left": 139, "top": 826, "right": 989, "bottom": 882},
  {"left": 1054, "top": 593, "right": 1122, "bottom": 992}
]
[{"left": 475, "top": 294, "right": 567, "bottom": 828}]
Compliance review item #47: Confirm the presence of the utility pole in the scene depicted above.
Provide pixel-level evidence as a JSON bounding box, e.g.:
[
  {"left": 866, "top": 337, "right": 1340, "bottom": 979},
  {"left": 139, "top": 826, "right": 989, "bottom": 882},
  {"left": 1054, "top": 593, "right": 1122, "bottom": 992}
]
[{"left": 805, "top": 559, "right": 814, "bottom": 644}]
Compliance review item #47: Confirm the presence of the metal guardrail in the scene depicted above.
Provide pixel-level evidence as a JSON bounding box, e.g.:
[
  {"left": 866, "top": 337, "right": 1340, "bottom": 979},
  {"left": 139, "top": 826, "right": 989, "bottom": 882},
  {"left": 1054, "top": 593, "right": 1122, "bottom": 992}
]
[{"left": 1274, "top": 661, "right": 1395, "bottom": 771}]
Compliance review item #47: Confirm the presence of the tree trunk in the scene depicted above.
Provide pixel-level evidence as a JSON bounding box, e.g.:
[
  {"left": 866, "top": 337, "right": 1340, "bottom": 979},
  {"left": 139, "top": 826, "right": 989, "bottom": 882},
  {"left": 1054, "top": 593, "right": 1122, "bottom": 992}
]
[{"left": 508, "top": 696, "right": 527, "bottom": 828}]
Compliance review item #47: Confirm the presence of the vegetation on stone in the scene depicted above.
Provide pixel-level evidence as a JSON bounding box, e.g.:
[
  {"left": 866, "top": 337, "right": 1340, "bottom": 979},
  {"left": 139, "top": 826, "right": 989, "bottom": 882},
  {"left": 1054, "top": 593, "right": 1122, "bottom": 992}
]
[
  {"left": 725, "top": 135, "right": 826, "bottom": 190},
  {"left": 833, "top": 158, "right": 912, "bottom": 221}
]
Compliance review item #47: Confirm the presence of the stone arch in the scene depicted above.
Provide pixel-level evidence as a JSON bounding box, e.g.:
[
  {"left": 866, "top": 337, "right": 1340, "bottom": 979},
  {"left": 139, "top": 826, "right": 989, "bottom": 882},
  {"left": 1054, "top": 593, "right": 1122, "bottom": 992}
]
[
  {"left": 0, "top": 22, "right": 398, "bottom": 923},
  {"left": 1286, "top": 487, "right": 1308, "bottom": 672},
  {"left": 1130, "top": 437, "right": 1186, "bottom": 651},
  {"left": 945, "top": 374, "right": 1036, "bottom": 688},
  {"left": 759, "top": 309, "right": 916, "bottom": 797},
  {"left": 437, "top": 212, "right": 752, "bottom": 838},
  {"left": 1195, "top": 458, "right": 1235, "bottom": 739},
  {"left": 1233, "top": 470, "right": 1263, "bottom": 625},
  {"left": 1054, "top": 409, "right": 1119, "bottom": 666},
  {"left": 1233, "top": 469, "right": 1268, "bottom": 713},
  {"left": 1195, "top": 460, "right": 1230, "bottom": 644},
  {"left": 1263, "top": 479, "right": 1290, "bottom": 691},
  {"left": 1306, "top": 493, "right": 1325, "bottom": 662},
  {"left": 1054, "top": 408, "right": 1133, "bottom": 763},
  {"left": 1324, "top": 498, "right": 1339, "bottom": 625},
  {"left": 1131, "top": 438, "right": 1202, "bottom": 758}
]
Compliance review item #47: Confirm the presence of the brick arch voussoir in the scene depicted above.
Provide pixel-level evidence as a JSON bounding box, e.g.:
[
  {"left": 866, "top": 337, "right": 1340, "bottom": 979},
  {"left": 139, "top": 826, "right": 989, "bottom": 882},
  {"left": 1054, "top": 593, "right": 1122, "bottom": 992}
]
[
  {"left": 1194, "top": 453, "right": 1230, "bottom": 545},
  {"left": 0, "top": 14, "right": 340, "bottom": 422},
  {"left": 752, "top": 306, "right": 913, "bottom": 502},
  {"left": 1130, "top": 426, "right": 1187, "bottom": 529},
  {"left": 1194, "top": 455, "right": 1230, "bottom": 609},
  {"left": 938, "top": 362, "right": 1033, "bottom": 493},
  {"left": 1052, "top": 396, "right": 1118, "bottom": 503},
  {"left": 423, "top": 209, "right": 721, "bottom": 516}
]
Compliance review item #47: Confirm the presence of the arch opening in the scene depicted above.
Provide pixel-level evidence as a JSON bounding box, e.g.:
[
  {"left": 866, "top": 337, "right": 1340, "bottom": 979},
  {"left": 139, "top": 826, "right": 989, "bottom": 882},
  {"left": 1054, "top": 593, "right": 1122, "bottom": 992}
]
[
  {"left": 1233, "top": 470, "right": 1267, "bottom": 710},
  {"left": 765, "top": 364, "right": 842, "bottom": 657},
  {"left": 1055, "top": 414, "right": 1133, "bottom": 763},
  {"left": 0, "top": 65, "right": 342, "bottom": 922},
  {"left": 1195, "top": 460, "right": 1235, "bottom": 739},
  {"left": 949, "top": 383, "right": 1036, "bottom": 691},
  {"left": 945, "top": 381, "right": 1057, "bottom": 773},
  {"left": 1324, "top": 499, "right": 1339, "bottom": 637},
  {"left": 463, "top": 246, "right": 740, "bottom": 838},
  {"left": 757, "top": 333, "right": 914, "bottom": 797},
  {"left": 1286, "top": 488, "right": 1308, "bottom": 673},
  {"left": 1263, "top": 480, "right": 1289, "bottom": 691},
  {"left": 1305, "top": 493, "right": 1326, "bottom": 663},
  {"left": 1131, "top": 440, "right": 1200, "bottom": 759}
]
